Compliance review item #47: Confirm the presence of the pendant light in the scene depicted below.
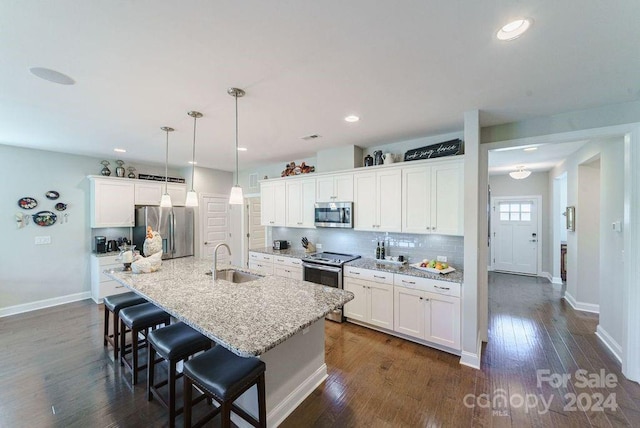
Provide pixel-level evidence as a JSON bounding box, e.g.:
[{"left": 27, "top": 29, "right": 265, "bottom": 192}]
[
  {"left": 160, "top": 126, "right": 175, "bottom": 207},
  {"left": 228, "top": 87, "right": 245, "bottom": 205},
  {"left": 509, "top": 165, "right": 532, "bottom": 180},
  {"left": 185, "top": 111, "right": 203, "bottom": 207}
]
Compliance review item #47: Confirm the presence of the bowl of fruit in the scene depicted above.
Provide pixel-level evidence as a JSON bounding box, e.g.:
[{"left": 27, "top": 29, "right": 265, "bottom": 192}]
[{"left": 411, "top": 259, "right": 455, "bottom": 274}]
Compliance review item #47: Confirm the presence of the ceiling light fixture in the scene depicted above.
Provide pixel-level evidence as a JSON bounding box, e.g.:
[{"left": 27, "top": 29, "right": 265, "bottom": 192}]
[
  {"left": 509, "top": 165, "right": 532, "bottom": 180},
  {"left": 188, "top": 161, "right": 198, "bottom": 165},
  {"left": 160, "top": 126, "right": 175, "bottom": 207},
  {"left": 185, "top": 111, "right": 203, "bottom": 207},
  {"left": 114, "top": 148, "right": 127, "bottom": 153},
  {"left": 228, "top": 87, "right": 246, "bottom": 205},
  {"left": 28, "top": 67, "right": 76, "bottom": 85},
  {"left": 237, "top": 147, "right": 248, "bottom": 152},
  {"left": 345, "top": 115, "right": 360, "bottom": 123},
  {"left": 496, "top": 18, "right": 532, "bottom": 41},
  {"left": 523, "top": 147, "right": 538, "bottom": 152}
]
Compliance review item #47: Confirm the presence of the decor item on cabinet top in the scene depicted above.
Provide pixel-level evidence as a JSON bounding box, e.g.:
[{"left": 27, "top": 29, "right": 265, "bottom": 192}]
[
  {"left": 137, "top": 173, "right": 185, "bottom": 183},
  {"left": 383, "top": 153, "right": 395, "bottom": 164},
  {"left": 100, "top": 160, "right": 111, "bottom": 176},
  {"left": 281, "top": 161, "right": 315, "bottom": 177},
  {"left": 364, "top": 154, "right": 374, "bottom": 166},
  {"left": 115, "top": 160, "right": 125, "bottom": 177},
  {"left": 131, "top": 226, "right": 163, "bottom": 273},
  {"left": 404, "top": 138, "right": 462, "bottom": 162},
  {"left": 373, "top": 150, "right": 383, "bottom": 165},
  {"left": 127, "top": 166, "right": 136, "bottom": 179}
]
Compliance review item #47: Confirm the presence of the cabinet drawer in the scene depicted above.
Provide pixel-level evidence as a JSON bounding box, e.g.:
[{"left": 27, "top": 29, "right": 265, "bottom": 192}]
[
  {"left": 99, "top": 281, "right": 129, "bottom": 299},
  {"left": 273, "top": 256, "right": 302, "bottom": 268},
  {"left": 249, "top": 260, "right": 274, "bottom": 274},
  {"left": 344, "top": 266, "right": 394, "bottom": 285},
  {"left": 249, "top": 252, "right": 273, "bottom": 263},
  {"left": 394, "top": 274, "right": 460, "bottom": 297}
]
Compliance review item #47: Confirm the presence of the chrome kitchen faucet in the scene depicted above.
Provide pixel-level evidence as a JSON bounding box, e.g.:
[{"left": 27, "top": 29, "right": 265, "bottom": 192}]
[{"left": 212, "top": 243, "right": 231, "bottom": 280}]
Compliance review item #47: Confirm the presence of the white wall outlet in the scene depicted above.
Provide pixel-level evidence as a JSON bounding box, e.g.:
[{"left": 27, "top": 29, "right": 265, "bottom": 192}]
[
  {"left": 35, "top": 236, "right": 51, "bottom": 245},
  {"left": 436, "top": 255, "right": 447, "bottom": 262},
  {"left": 612, "top": 221, "right": 622, "bottom": 232}
]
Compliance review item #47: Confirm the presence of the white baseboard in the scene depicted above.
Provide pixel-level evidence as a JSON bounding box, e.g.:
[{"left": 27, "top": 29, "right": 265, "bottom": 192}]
[
  {"left": 487, "top": 265, "right": 494, "bottom": 272},
  {"left": 551, "top": 276, "right": 563, "bottom": 285},
  {"left": 563, "top": 291, "right": 600, "bottom": 314},
  {"left": 459, "top": 335, "right": 482, "bottom": 369},
  {"left": 595, "top": 325, "right": 622, "bottom": 364},
  {"left": 231, "top": 364, "right": 328, "bottom": 428},
  {"left": 0, "top": 292, "right": 91, "bottom": 318},
  {"left": 540, "top": 272, "right": 552, "bottom": 282}
]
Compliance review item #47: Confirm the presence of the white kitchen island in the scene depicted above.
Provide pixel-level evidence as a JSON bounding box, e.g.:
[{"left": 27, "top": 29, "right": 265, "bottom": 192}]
[{"left": 106, "top": 257, "right": 353, "bottom": 427}]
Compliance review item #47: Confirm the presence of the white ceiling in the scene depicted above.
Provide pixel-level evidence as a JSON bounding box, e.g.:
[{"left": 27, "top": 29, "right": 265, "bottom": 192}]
[
  {"left": 488, "top": 139, "right": 588, "bottom": 175},
  {"left": 2, "top": 1, "right": 639, "bottom": 172}
]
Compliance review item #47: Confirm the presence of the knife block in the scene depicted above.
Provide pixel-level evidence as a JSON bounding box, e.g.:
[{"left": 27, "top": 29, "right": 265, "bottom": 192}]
[{"left": 304, "top": 242, "right": 316, "bottom": 253}]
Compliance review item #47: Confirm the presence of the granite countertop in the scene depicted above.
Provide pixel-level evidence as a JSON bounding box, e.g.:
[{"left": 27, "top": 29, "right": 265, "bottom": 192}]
[
  {"left": 105, "top": 257, "right": 353, "bottom": 357},
  {"left": 345, "top": 257, "right": 464, "bottom": 284},
  {"left": 250, "top": 248, "right": 464, "bottom": 283},
  {"left": 92, "top": 251, "right": 122, "bottom": 258}
]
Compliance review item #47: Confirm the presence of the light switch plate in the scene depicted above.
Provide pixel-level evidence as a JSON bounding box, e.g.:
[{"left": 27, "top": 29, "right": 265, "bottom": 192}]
[
  {"left": 35, "top": 236, "right": 51, "bottom": 245},
  {"left": 436, "top": 255, "right": 447, "bottom": 262}
]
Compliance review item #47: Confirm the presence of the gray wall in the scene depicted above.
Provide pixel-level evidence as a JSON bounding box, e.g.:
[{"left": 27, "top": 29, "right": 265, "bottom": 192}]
[
  {"left": 489, "top": 171, "right": 552, "bottom": 275},
  {"left": 0, "top": 144, "right": 226, "bottom": 312}
]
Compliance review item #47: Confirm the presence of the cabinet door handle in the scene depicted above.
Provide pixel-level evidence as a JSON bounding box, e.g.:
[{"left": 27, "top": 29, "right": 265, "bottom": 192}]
[
  {"left": 419, "top": 297, "right": 423, "bottom": 300},
  {"left": 349, "top": 271, "right": 360, "bottom": 275},
  {"left": 434, "top": 285, "right": 450, "bottom": 290},
  {"left": 115, "top": 285, "right": 124, "bottom": 289},
  {"left": 373, "top": 275, "right": 386, "bottom": 279},
  {"left": 402, "top": 280, "right": 416, "bottom": 285},
  {"left": 297, "top": 222, "right": 303, "bottom": 225}
]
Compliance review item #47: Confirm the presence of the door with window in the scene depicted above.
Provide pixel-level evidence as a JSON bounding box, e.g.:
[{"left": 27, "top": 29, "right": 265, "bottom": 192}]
[{"left": 491, "top": 197, "right": 540, "bottom": 275}]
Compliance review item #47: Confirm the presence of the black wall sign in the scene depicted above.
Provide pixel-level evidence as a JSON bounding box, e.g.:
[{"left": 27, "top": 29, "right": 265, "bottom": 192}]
[
  {"left": 404, "top": 138, "right": 463, "bottom": 162},
  {"left": 138, "top": 174, "right": 186, "bottom": 183}
]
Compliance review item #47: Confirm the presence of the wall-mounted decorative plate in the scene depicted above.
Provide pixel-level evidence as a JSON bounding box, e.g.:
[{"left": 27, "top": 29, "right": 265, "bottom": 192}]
[
  {"left": 54, "top": 202, "right": 67, "bottom": 211},
  {"left": 32, "top": 211, "right": 57, "bottom": 226},
  {"left": 45, "top": 191, "right": 60, "bottom": 200},
  {"left": 18, "top": 197, "right": 38, "bottom": 209}
]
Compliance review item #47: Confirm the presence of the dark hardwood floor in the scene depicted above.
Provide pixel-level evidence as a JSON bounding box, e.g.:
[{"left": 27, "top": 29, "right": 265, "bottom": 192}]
[{"left": 1, "top": 273, "right": 638, "bottom": 427}]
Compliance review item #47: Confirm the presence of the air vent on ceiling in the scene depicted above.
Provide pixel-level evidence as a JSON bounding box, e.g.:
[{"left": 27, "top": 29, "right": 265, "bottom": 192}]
[
  {"left": 301, "top": 134, "right": 321, "bottom": 141},
  {"left": 249, "top": 173, "right": 258, "bottom": 188}
]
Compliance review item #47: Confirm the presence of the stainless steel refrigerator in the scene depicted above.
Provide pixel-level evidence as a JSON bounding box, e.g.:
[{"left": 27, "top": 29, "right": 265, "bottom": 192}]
[{"left": 133, "top": 206, "right": 194, "bottom": 260}]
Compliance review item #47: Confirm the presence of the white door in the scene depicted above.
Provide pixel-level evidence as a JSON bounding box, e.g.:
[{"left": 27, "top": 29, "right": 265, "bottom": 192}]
[
  {"left": 201, "top": 196, "right": 230, "bottom": 264},
  {"left": 247, "top": 197, "right": 265, "bottom": 250},
  {"left": 492, "top": 197, "right": 539, "bottom": 275}
]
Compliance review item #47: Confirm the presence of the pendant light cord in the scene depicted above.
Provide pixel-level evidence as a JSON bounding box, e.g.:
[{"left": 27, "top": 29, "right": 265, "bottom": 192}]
[
  {"left": 191, "top": 115, "right": 197, "bottom": 190},
  {"left": 234, "top": 93, "right": 239, "bottom": 186},
  {"left": 164, "top": 129, "right": 169, "bottom": 193}
]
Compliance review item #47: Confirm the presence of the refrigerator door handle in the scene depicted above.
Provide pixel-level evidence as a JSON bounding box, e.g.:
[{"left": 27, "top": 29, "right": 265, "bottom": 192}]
[{"left": 171, "top": 211, "right": 177, "bottom": 255}]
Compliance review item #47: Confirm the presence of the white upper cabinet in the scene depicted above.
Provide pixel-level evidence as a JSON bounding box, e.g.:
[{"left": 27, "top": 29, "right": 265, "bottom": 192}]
[
  {"left": 316, "top": 173, "right": 353, "bottom": 202},
  {"left": 286, "top": 178, "right": 316, "bottom": 228},
  {"left": 89, "top": 177, "right": 135, "bottom": 228},
  {"left": 260, "top": 181, "right": 286, "bottom": 226},
  {"left": 401, "top": 159, "right": 463, "bottom": 235},
  {"left": 354, "top": 169, "right": 401, "bottom": 232},
  {"left": 134, "top": 181, "right": 187, "bottom": 206}
]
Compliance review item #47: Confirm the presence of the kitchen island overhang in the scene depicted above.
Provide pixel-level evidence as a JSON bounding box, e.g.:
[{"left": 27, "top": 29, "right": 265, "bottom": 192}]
[{"left": 105, "top": 257, "right": 353, "bottom": 427}]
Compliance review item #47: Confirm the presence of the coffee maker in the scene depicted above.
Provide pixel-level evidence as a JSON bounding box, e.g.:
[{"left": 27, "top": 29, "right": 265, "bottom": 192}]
[{"left": 95, "top": 236, "right": 107, "bottom": 253}]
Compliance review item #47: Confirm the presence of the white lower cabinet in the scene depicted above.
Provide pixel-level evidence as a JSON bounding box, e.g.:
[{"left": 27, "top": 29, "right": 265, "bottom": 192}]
[
  {"left": 273, "top": 255, "right": 303, "bottom": 280},
  {"left": 248, "top": 252, "right": 274, "bottom": 274},
  {"left": 393, "top": 274, "right": 461, "bottom": 350},
  {"left": 91, "top": 255, "right": 129, "bottom": 303},
  {"left": 343, "top": 267, "right": 394, "bottom": 329}
]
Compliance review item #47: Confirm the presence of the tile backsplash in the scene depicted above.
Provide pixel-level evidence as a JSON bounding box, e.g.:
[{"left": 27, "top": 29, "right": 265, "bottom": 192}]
[{"left": 270, "top": 227, "right": 464, "bottom": 269}]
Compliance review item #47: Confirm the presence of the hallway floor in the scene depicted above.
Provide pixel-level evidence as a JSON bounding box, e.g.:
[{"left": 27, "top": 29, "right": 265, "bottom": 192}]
[{"left": 1, "top": 273, "right": 638, "bottom": 427}]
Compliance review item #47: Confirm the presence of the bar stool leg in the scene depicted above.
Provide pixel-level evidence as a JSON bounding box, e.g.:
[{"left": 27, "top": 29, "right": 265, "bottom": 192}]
[
  {"left": 221, "top": 400, "right": 232, "bottom": 428},
  {"left": 184, "top": 376, "right": 193, "bottom": 428},
  {"left": 119, "top": 318, "right": 126, "bottom": 366},
  {"left": 103, "top": 306, "right": 109, "bottom": 347},
  {"left": 147, "top": 343, "right": 156, "bottom": 401},
  {"left": 113, "top": 309, "right": 120, "bottom": 361},
  {"left": 132, "top": 326, "right": 139, "bottom": 385},
  {"left": 169, "top": 359, "right": 177, "bottom": 428},
  {"left": 258, "top": 373, "right": 266, "bottom": 428}
]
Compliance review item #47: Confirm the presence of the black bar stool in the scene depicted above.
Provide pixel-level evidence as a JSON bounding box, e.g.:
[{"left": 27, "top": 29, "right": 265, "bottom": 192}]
[
  {"left": 119, "top": 302, "right": 171, "bottom": 385},
  {"left": 147, "top": 322, "right": 212, "bottom": 428},
  {"left": 183, "top": 346, "right": 267, "bottom": 428},
  {"left": 103, "top": 292, "right": 147, "bottom": 362}
]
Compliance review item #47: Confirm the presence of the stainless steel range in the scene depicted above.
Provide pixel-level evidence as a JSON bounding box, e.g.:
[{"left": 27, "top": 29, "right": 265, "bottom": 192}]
[{"left": 302, "top": 251, "right": 361, "bottom": 322}]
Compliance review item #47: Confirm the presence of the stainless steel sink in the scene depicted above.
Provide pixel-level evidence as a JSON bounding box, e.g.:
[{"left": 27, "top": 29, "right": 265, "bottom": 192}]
[{"left": 206, "top": 269, "right": 262, "bottom": 283}]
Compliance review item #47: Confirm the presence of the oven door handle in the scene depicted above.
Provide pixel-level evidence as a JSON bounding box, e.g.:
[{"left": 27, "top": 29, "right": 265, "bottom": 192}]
[{"left": 302, "top": 263, "right": 342, "bottom": 273}]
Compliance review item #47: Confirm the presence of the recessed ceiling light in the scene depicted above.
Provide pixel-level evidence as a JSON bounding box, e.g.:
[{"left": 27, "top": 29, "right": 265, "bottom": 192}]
[
  {"left": 28, "top": 67, "right": 76, "bottom": 85},
  {"left": 188, "top": 161, "right": 198, "bottom": 165},
  {"left": 114, "top": 148, "right": 126, "bottom": 153},
  {"left": 344, "top": 115, "right": 360, "bottom": 123},
  {"left": 496, "top": 18, "right": 532, "bottom": 41},
  {"left": 237, "top": 147, "right": 248, "bottom": 151},
  {"left": 523, "top": 147, "right": 538, "bottom": 152}
]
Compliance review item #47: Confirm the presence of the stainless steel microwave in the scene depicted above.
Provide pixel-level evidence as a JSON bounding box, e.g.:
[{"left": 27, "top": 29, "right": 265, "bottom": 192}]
[{"left": 314, "top": 202, "right": 353, "bottom": 228}]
